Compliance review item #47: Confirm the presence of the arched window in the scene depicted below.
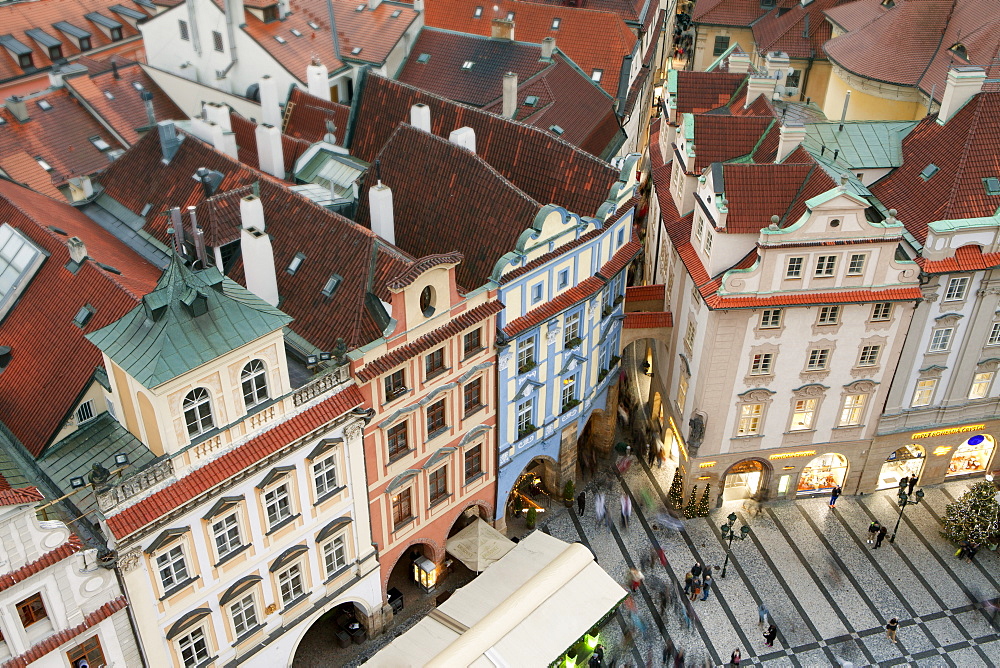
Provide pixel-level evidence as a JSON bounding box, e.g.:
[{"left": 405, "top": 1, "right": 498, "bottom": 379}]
[
  {"left": 183, "top": 388, "right": 214, "bottom": 437},
  {"left": 241, "top": 360, "right": 269, "bottom": 409}
]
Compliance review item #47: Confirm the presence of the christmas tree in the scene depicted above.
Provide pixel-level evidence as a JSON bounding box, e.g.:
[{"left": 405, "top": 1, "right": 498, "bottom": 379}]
[
  {"left": 684, "top": 485, "right": 699, "bottom": 518},
  {"left": 941, "top": 480, "right": 1000, "bottom": 548},
  {"left": 697, "top": 483, "right": 712, "bottom": 517},
  {"left": 668, "top": 469, "right": 684, "bottom": 510}
]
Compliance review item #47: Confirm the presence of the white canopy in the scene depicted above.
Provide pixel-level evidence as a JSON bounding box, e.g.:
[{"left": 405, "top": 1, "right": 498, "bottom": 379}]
[
  {"left": 445, "top": 517, "right": 515, "bottom": 572},
  {"left": 366, "top": 532, "right": 626, "bottom": 668}
]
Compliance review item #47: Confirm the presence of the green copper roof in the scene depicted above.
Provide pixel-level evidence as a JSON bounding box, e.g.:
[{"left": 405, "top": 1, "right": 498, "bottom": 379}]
[
  {"left": 803, "top": 121, "right": 918, "bottom": 169},
  {"left": 86, "top": 255, "right": 292, "bottom": 388}
]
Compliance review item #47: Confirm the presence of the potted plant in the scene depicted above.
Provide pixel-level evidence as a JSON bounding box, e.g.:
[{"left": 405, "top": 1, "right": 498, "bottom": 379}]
[
  {"left": 598, "top": 368, "right": 609, "bottom": 382},
  {"left": 564, "top": 336, "right": 583, "bottom": 349},
  {"left": 614, "top": 294, "right": 624, "bottom": 306},
  {"left": 525, "top": 507, "right": 537, "bottom": 530},
  {"left": 518, "top": 359, "right": 537, "bottom": 374},
  {"left": 563, "top": 480, "right": 575, "bottom": 508},
  {"left": 561, "top": 399, "right": 581, "bottom": 414},
  {"left": 517, "top": 424, "right": 537, "bottom": 440}
]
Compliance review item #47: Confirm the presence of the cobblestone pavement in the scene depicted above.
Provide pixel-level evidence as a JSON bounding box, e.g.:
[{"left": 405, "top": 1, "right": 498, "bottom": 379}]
[{"left": 540, "top": 460, "right": 1000, "bottom": 667}]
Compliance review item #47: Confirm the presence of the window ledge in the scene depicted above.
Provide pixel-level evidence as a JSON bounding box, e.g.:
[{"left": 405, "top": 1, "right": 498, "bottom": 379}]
[
  {"left": 464, "top": 404, "right": 486, "bottom": 419},
  {"left": 314, "top": 485, "right": 347, "bottom": 507},
  {"left": 783, "top": 429, "right": 817, "bottom": 436},
  {"left": 832, "top": 424, "right": 864, "bottom": 430},
  {"left": 731, "top": 434, "right": 764, "bottom": 440},
  {"left": 213, "top": 543, "right": 251, "bottom": 568},
  {"left": 425, "top": 367, "right": 450, "bottom": 382},
  {"left": 388, "top": 448, "right": 415, "bottom": 466},
  {"left": 232, "top": 623, "right": 265, "bottom": 647},
  {"left": 280, "top": 592, "right": 310, "bottom": 615},
  {"left": 425, "top": 426, "right": 450, "bottom": 443},
  {"left": 429, "top": 493, "right": 453, "bottom": 510},
  {"left": 324, "top": 562, "right": 352, "bottom": 585},
  {"left": 265, "top": 513, "right": 301, "bottom": 537},
  {"left": 464, "top": 471, "right": 485, "bottom": 488},
  {"left": 392, "top": 517, "right": 416, "bottom": 534},
  {"left": 194, "top": 655, "right": 218, "bottom": 668},
  {"left": 159, "top": 575, "right": 201, "bottom": 601},
  {"left": 463, "top": 346, "right": 485, "bottom": 360}
]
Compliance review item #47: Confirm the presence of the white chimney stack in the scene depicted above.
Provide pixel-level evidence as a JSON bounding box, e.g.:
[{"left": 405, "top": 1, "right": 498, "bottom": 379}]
[
  {"left": 239, "top": 195, "right": 279, "bottom": 307},
  {"left": 306, "top": 59, "right": 331, "bottom": 101},
  {"left": 255, "top": 123, "right": 285, "bottom": 178},
  {"left": 369, "top": 181, "right": 395, "bottom": 245},
  {"left": 541, "top": 36, "right": 555, "bottom": 60},
  {"left": 413, "top": 0, "right": 423, "bottom": 9},
  {"left": 368, "top": 0, "right": 381, "bottom": 9},
  {"left": 937, "top": 66, "right": 986, "bottom": 125},
  {"left": 745, "top": 75, "right": 775, "bottom": 108},
  {"left": 449, "top": 127, "right": 476, "bottom": 153},
  {"left": 410, "top": 103, "right": 431, "bottom": 132},
  {"left": 491, "top": 18, "right": 514, "bottom": 41},
  {"left": 67, "top": 237, "right": 87, "bottom": 264},
  {"left": 503, "top": 71, "right": 518, "bottom": 118},
  {"left": 210, "top": 122, "right": 239, "bottom": 159},
  {"left": 203, "top": 101, "right": 232, "bottom": 131},
  {"left": 728, "top": 51, "right": 751, "bottom": 73},
  {"left": 259, "top": 75, "right": 282, "bottom": 129},
  {"left": 764, "top": 51, "right": 790, "bottom": 90},
  {"left": 776, "top": 124, "right": 806, "bottom": 163}
]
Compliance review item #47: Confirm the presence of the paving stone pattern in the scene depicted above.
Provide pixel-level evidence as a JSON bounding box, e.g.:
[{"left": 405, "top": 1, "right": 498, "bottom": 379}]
[{"left": 540, "top": 460, "right": 1000, "bottom": 667}]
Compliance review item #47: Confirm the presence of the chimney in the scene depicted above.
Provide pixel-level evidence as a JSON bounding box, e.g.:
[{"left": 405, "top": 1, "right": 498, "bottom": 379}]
[
  {"left": 541, "top": 36, "right": 555, "bottom": 60},
  {"left": 277, "top": 0, "right": 289, "bottom": 19},
  {"left": 189, "top": 206, "right": 209, "bottom": 268},
  {"left": 258, "top": 75, "right": 282, "bottom": 129},
  {"left": 67, "top": 176, "right": 94, "bottom": 203},
  {"left": 210, "top": 122, "right": 239, "bottom": 159},
  {"left": 369, "top": 177, "right": 395, "bottom": 245},
  {"left": 112, "top": 62, "right": 120, "bottom": 80},
  {"left": 255, "top": 123, "right": 285, "bottom": 178},
  {"left": 491, "top": 18, "right": 514, "bottom": 41},
  {"left": 306, "top": 59, "right": 331, "bottom": 101},
  {"left": 775, "top": 124, "right": 806, "bottom": 162},
  {"left": 368, "top": 0, "right": 381, "bottom": 9},
  {"left": 413, "top": 0, "right": 423, "bottom": 9},
  {"left": 744, "top": 75, "right": 774, "bottom": 108},
  {"left": 67, "top": 237, "right": 87, "bottom": 264},
  {"left": 410, "top": 103, "right": 431, "bottom": 132},
  {"left": 239, "top": 195, "right": 279, "bottom": 306},
  {"left": 141, "top": 91, "right": 156, "bottom": 127},
  {"left": 158, "top": 120, "right": 182, "bottom": 162},
  {"left": 727, "top": 51, "right": 751, "bottom": 73},
  {"left": 764, "top": 51, "right": 790, "bottom": 90},
  {"left": 502, "top": 71, "right": 518, "bottom": 118},
  {"left": 449, "top": 127, "right": 476, "bottom": 153},
  {"left": 203, "top": 101, "right": 232, "bottom": 131},
  {"left": 170, "top": 207, "right": 185, "bottom": 255},
  {"left": 48, "top": 64, "right": 65, "bottom": 88},
  {"left": 4, "top": 96, "right": 28, "bottom": 122},
  {"left": 938, "top": 66, "right": 986, "bottom": 125}
]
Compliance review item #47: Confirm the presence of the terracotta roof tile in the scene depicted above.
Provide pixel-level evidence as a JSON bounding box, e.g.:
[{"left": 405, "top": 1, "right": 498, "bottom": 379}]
[
  {"left": 0, "top": 487, "right": 44, "bottom": 507},
  {"left": 721, "top": 162, "right": 837, "bottom": 233},
  {"left": 692, "top": 0, "right": 787, "bottom": 26},
  {"left": 2, "top": 596, "right": 127, "bottom": 668},
  {"left": 623, "top": 311, "right": 672, "bottom": 328},
  {"left": 706, "top": 286, "right": 924, "bottom": 308},
  {"left": 503, "top": 275, "right": 605, "bottom": 335},
  {"left": 916, "top": 244, "right": 1000, "bottom": 274},
  {"left": 625, "top": 284, "right": 665, "bottom": 301},
  {"left": 597, "top": 238, "right": 641, "bottom": 279},
  {"left": 752, "top": 0, "right": 844, "bottom": 60},
  {"left": 691, "top": 115, "right": 774, "bottom": 170},
  {"left": 824, "top": 0, "right": 888, "bottom": 32},
  {"left": 673, "top": 71, "right": 747, "bottom": 115},
  {"left": 282, "top": 86, "right": 351, "bottom": 142},
  {"left": 0, "top": 535, "right": 82, "bottom": 593},
  {"left": 106, "top": 385, "right": 363, "bottom": 538}
]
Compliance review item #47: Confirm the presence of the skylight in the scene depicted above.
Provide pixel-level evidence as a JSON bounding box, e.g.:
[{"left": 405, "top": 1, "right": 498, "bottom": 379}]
[
  {"left": 524, "top": 95, "right": 539, "bottom": 106},
  {"left": 417, "top": 53, "right": 430, "bottom": 63},
  {"left": 89, "top": 135, "right": 111, "bottom": 151},
  {"left": 290, "top": 28, "right": 302, "bottom": 36},
  {"left": 591, "top": 69, "right": 603, "bottom": 82},
  {"left": 308, "top": 21, "right": 319, "bottom": 29},
  {"left": 351, "top": 47, "right": 363, "bottom": 55},
  {"left": 549, "top": 125, "right": 564, "bottom": 135},
  {"left": 461, "top": 61, "right": 474, "bottom": 70},
  {"left": 920, "top": 164, "right": 939, "bottom": 181},
  {"left": 551, "top": 18, "right": 561, "bottom": 29},
  {"left": 73, "top": 305, "right": 95, "bottom": 328},
  {"left": 132, "top": 81, "right": 144, "bottom": 91},
  {"left": 37, "top": 100, "right": 52, "bottom": 111},
  {"left": 275, "top": 35, "right": 286, "bottom": 44},
  {"left": 103, "top": 90, "right": 114, "bottom": 100},
  {"left": 473, "top": 5, "right": 482, "bottom": 17},
  {"left": 321, "top": 273, "right": 343, "bottom": 297},
  {"left": 391, "top": 9, "right": 401, "bottom": 17},
  {"left": 34, "top": 156, "right": 52, "bottom": 171},
  {"left": 355, "top": 3, "right": 365, "bottom": 10},
  {"left": 985, "top": 177, "right": 1000, "bottom": 196},
  {"left": 287, "top": 252, "right": 305, "bottom": 275},
  {"left": 506, "top": 11, "right": 514, "bottom": 20},
  {"left": 0, "top": 223, "right": 45, "bottom": 318}
]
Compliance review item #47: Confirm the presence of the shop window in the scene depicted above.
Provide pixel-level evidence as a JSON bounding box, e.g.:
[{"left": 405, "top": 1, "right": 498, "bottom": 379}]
[
  {"left": 969, "top": 372, "right": 995, "bottom": 399},
  {"left": 877, "top": 445, "right": 925, "bottom": 490},
  {"left": 67, "top": 635, "right": 105, "bottom": 668},
  {"left": 797, "top": 453, "right": 848, "bottom": 494},
  {"left": 946, "top": 435, "right": 996, "bottom": 477}
]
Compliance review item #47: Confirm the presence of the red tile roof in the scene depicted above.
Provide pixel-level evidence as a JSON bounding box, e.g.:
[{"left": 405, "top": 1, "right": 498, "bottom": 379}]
[
  {"left": 422, "top": 0, "right": 636, "bottom": 98},
  {"left": 0, "top": 535, "right": 82, "bottom": 593},
  {"left": 0, "top": 487, "right": 44, "bottom": 508},
  {"left": 385, "top": 251, "right": 467, "bottom": 291},
  {"left": 691, "top": 0, "right": 784, "bottom": 26},
  {"left": 2, "top": 596, "right": 128, "bottom": 668},
  {"left": 106, "top": 385, "right": 364, "bottom": 539},
  {"left": 673, "top": 71, "right": 747, "bottom": 115},
  {"left": 623, "top": 311, "right": 672, "bottom": 328},
  {"left": 0, "top": 180, "right": 160, "bottom": 456},
  {"left": 752, "top": 0, "right": 844, "bottom": 60},
  {"left": 705, "top": 286, "right": 924, "bottom": 309},
  {"left": 230, "top": 112, "right": 311, "bottom": 176},
  {"left": 721, "top": 162, "right": 837, "bottom": 233},
  {"left": 281, "top": 86, "right": 351, "bottom": 143},
  {"left": 870, "top": 92, "right": 1000, "bottom": 243},
  {"left": 515, "top": 0, "right": 646, "bottom": 22},
  {"left": 598, "top": 238, "right": 641, "bottom": 279},
  {"left": 625, "top": 284, "right": 665, "bottom": 301},
  {"left": 347, "top": 73, "right": 620, "bottom": 217},
  {"left": 357, "top": 300, "right": 503, "bottom": 382},
  {"left": 64, "top": 60, "right": 186, "bottom": 146},
  {"left": 823, "top": 0, "right": 887, "bottom": 32},
  {"left": 691, "top": 114, "right": 773, "bottom": 170},
  {"left": 916, "top": 244, "right": 1000, "bottom": 274}
]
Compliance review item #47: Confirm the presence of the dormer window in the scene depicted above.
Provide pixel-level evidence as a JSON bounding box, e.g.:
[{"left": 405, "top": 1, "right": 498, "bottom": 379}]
[
  {"left": 950, "top": 43, "right": 968, "bottom": 60},
  {"left": 183, "top": 388, "right": 215, "bottom": 437},
  {"left": 110, "top": 27, "right": 122, "bottom": 41},
  {"left": 18, "top": 53, "right": 33, "bottom": 69},
  {"left": 48, "top": 45, "right": 62, "bottom": 60},
  {"left": 262, "top": 5, "right": 279, "bottom": 21},
  {"left": 80, "top": 36, "right": 92, "bottom": 50}
]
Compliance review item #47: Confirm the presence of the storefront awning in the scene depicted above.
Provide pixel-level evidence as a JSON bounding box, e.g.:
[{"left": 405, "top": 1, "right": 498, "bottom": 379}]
[{"left": 445, "top": 517, "right": 515, "bottom": 573}]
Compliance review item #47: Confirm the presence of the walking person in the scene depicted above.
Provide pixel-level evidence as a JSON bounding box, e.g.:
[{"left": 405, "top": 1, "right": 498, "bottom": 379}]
[
  {"left": 700, "top": 574, "right": 712, "bottom": 601},
  {"left": 683, "top": 572, "right": 694, "bottom": 595},
  {"left": 595, "top": 492, "right": 606, "bottom": 526},
  {"left": 577, "top": 490, "right": 586, "bottom": 516},
  {"left": 691, "top": 562, "right": 702, "bottom": 578},
  {"left": 898, "top": 475, "right": 909, "bottom": 495},
  {"left": 907, "top": 475, "right": 918, "bottom": 497},
  {"left": 758, "top": 602, "right": 770, "bottom": 629},
  {"left": 673, "top": 649, "right": 685, "bottom": 668},
  {"left": 829, "top": 484, "right": 842, "bottom": 508},
  {"left": 730, "top": 648, "right": 742, "bottom": 666},
  {"left": 874, "top": 524, "right": 888, "bottom": 549},
  {"left": 867, "top": 520, "right": 881, "bottom": 544},
  {"left": 621, "top": 493, "right": 632, "bottom": 529},
  {"left": 763, "top": 624, "right": 777, "bottom": 647},
  {"left": 629, "top": 566, "right": 645, "bottom": 592},
  {"left": 885, "top": 617, "right": 899, "bottom": 642}
]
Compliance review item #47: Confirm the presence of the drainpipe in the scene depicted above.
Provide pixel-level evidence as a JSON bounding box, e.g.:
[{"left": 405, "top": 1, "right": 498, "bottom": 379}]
[
  {"left": 799, "top": 50, "right": 815, "bottom": 103},
  {"left": 113, "top": 567, "right": 151, "bottom": 667}
]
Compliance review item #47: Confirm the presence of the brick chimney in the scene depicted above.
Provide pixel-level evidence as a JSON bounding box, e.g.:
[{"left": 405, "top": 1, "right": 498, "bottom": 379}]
[
  {"left": 449, "top": 127, "right": 476, "bottom": 153},
  {"left": 258, "top": 75, "right": 282, "bottom": 128},
  {"left": 4, "top": 96, "right": 28, "bottom": 122},
  {"left": 938, "top": 66, "right": 986, "bottom": 125},
  {"left": 369, "top": 178, "right": 395, "bottom": 245},
  {"left": 502, "top": 72, "right": 518, "bottom": 118},
  {"left": 491, "top": 18, "right": 514, "bottom": 41},
  {"left": 255, "top": 123, "right": 285, "bottom": 178},
  {"left": 410, "top": 103, "right": 431, "bottom": 132},
  {"left": 68, "top": 237, "right": 87, "bottom": 263},
  {"left": 776, "top": 124, "right": 806, "bottom": 163},
  {"left": 306, "top": 58, "right": 331, "bottom": 101},
  {"left": 240, "top": 194, "right": 279, "bottom": 307}
]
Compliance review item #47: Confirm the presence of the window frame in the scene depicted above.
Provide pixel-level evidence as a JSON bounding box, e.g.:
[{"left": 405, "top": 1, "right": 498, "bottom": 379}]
[
  {"left": 321, "top": 532, "right": 349, "bottom": 577},
  {"left": 176, "top": 626, "right": 210, "bottom": 668},
  {"left": 871, "top": 302, "right": 892, "bottom": 321},
  {"left": 211, "top": 512, "right": 243, "bottom": 561},
  {"left": 212, "top": 30, "right": 224, "bottom": 52},
  {"left": 911, "top": 378, "right": 937, "bottom": 407},
  {"left": 737, "top": 403, "right": 763, "bottom": 436},
  {"left": 944, "top": 276, "right": 970, "bottom": 302},
  {"left": 929, "top": 328, "right": 954, "bottom": 352},
  {"left": 426, "top": 398, "right": 447, "bottom": 436},
  {"left": 839, "top": 394, "right": 866, "bottom": 426},
  {"left": 988, "top": 322, "right": 1000, "bottom": 346},
  {"left": 759, "top": 309, "right": 782, "bottom": 329},
  {"left": 818, "top": 306, "right": 841, "bottom": 325},
  {"left": 229, "top": 592, "right": 259, "bottom": 639},
  {"left": 750, "top": 353, "right": 773, "bottom": 376},
  {"left": 428, "top": 465, "right": 448, "bottom": 505},
  {"left": 517, "top": 336, "right": 536, "bottom": 373},
  {"left": 847, "top": 254, "right": 866, "bottom": 276},
  {"left": 806, "top": 348, "right": 830, "bottom": 371},
  {"left": 516, "top": 399, "right": 534, "bottom": 436},
  {"left": 155, "top": 544, "right": 190, "bottom": 593},
  {"left": 785, "top": 257, "right": 803, "bottom": 279},
  {"left": 564, "top": 311, "right": 581, "bottom": 347},
  {"left": 263, "top": 482, "right": 293, "bottom": 530},
  {"left": 969, "top": 371, "right": 994, "bottom": 400},
  {"left": 183, "top": 387, "right": 215, "bottom": 438},
  {"left": 425, "top": 348, "right": 445, "bottom": 378},
  {"left": 712, "top": 35, "right": 730, "bottom": 56},
  {"left": 312, "top": 453, "right": 340, "bottom": 498},
  {"left": 387, "top": 421, "right": 409, "bottom": 459},
  {"left": 392, "top": 487, "right": 413, "bottom": 529},
  {"left": 384, "top": 369, "right": 406, "bottom": 401},
  {"left": 15, "top": 593, "right": 47, "bottom": 628},
  {"left": 557, "top": 269, "right": 570, "bottom": 289},
  {"left": 464, "top": 443, "right": 482, "bottom": 483},
  {"left": 814, "top": 255, "right": 837, "bottom": 277},
  {"left": 561, "top": 374, "right": 578, "bottom": 411},
  {"left": 857, "top": 344, "right": 881, "bottom": 367},
  {"left": 179, "top": 19, "right": 190, "bottom": 40},
  {"left": 463, "top": 377, "right": 483, "bottom": 415},
  {"left": 789, "top": 398, "right": 817, "bottom": 431},
  {"left": 276, "top": 563, "right": 305, "bottom": 607},
  {"left": 463, "top": 328, "right": 482, "bottom": 357},
  {"left": 241, "top": 359, "right": 269, "bottom": 410}
]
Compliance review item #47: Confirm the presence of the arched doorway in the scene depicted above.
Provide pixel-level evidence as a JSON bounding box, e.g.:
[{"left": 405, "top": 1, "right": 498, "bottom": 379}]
[
  {"left": 797, "top": 453, "right": 849, "bottom": 495},
  {"left": 722, "top": 459, "right": 768, "bottom": 501},
  {"left": 506, "top": 456, "right": 559, "bottom": 518},
  {"left": 877, "top": 444, "right": 926, "bottom": 490},
  {"left": 385, "top": 542, "right": 436, "bottom": 615},
  {"left": 290, "top": 600, "right": 371, "bottom": 667},
  {"left": 947, "top": 434, "right": 997, "bottom": 477}
]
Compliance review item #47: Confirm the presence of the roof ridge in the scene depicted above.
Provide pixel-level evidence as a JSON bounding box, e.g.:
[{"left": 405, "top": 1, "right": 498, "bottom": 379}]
[
  {"left": 942, "top": 92, "right": 985, "bottom": 218},
  {"left": 915, "top": 0, "right": 960, "bottom": 91}
]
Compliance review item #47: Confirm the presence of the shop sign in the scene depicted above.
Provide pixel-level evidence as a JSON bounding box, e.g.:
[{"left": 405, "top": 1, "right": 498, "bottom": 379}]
[
  {"left": 933, "top": 446, "right": 953, "bottom": 456},
  {"left": 729, "top": 460, "right": 764, "bottom": 474},
  {"left": 911, "top": 424, "right": 985, "bottom": 439},
  {"left": 698, "top": 461, "right": 717, "bottom": 469},
  {"left": 669, "top": 417, "right": 688, "bottom": 460},
  {"left": 768, "top": 450, "right": 816, "bottom": 460}
]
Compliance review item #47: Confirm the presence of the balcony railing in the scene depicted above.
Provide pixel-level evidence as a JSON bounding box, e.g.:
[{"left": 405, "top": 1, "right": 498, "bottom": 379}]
[
  {"left": 96, "top": 458, "right": 175, "bottom": 512},
  {"left": 293, "top": 364, "right": 350, "bottom": 406}
]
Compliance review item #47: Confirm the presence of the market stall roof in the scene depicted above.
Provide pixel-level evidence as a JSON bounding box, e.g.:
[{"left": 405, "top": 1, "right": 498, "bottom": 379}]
[
  {"left": 445, "top": 517, "right": 515, "bottom": 573},
  {"left": 366, "top": 532, "right": 626, "bottom": 668}
]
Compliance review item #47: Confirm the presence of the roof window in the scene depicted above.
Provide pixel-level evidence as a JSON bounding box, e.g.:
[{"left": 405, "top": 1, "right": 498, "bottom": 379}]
[
  {"left": 321, "top": 273, "right": 343, "bottom": 298},
  {"left": 355, "top": 3, "right": 365, "bottom": 10},
  {"left": 351, "top": 47, "right": 362, "bottom": 55},
  {"left": 591, "top": 69, "right": 603, "bottom": 82},
  {"left": 920, "top": 164, "right": 939, "bottom": 181},
  {"left": 131, "top": 81, "right": 144, "bottom": 91},
  {"left": 391, "top": 9, "right": 401, "bottom": 17},
  {"left": 140, "top": 203, "right": 153, "bottom": 216},
  {"left": 103, "top": 90, "right": 114, "bottom": 100},
  {"left": 290, "top": 28, "right": 302, "bottom": 36},
  {"left": 275, "top": 35, "right": 286, "bottom": 44},
  {"left": 308, "top": 21, "right": 320, "bottom": 29},
  {"left": 881, "top": 0, "right": 894, "bottom": 6},
  {"left": 984, "top": 177, "right": 1000, "bottom": 196},
  {"left": 551, "top": 18, "right": 561, "bottom": 29},
  {"left": 950, "top": 43, "right": 968, "bottom": 60},
  {"left": 417, "top": 53, "right": 430, "bottom": 63},
  {"left": 89, "top": 135, "right": 111, "bottom": 151},
  {"left": 0, "top": 224, "right": 44, "bottom": 318},
  {"left": 524, "top": 95, "right": 539, "bottom": 106},
  {"left": 34, "top": 156, "right": 52, "bottom": 171},
  {"left": 549, "top": 125, "right": 564, "bottom": 135},
  {"left": 473, "top": 5, "right": 482, "bottom": 17},
  {"left": 461, "top": 61, "right": 474, "bottom": 70},
  {"left": 73, "top": 305, "right": 95, "bottom": 328},
  {"left": 287, "top": 252, "right": 305, "bottom": 275},
  {"left": 37, "top": 100, "right": 52, "bottom": 111},
  {"left": 506, "top": 11, "right": 514, "bottom": 20}
]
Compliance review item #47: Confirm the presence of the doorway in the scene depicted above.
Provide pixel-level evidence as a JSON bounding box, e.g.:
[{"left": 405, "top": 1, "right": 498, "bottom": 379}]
[
  {"left": 877, "top": 444, "right": 925, "bottom": 490},
  {"left": 723, "top": 459, "right": 765, "bottom": 501}
]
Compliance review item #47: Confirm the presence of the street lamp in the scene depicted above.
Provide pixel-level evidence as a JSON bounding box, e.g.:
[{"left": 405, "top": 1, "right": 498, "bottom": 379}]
[
  {"left": 889, "top": 488, "right": 924, "bottom": 544},
  {"left": 720, "top": 512, "right": 750, "bottom": 578}
]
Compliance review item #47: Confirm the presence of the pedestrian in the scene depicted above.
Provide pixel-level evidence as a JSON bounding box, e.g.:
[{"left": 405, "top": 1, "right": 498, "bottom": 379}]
[
  {"left": 758, "top": 602, "right": 769, "bottom": 629},
  {"left": 621, "top": 493, "right": 632, "bottom": 529},
  {"left": 691, "top": 562, "right": 702, "bottom": 578},
  {"left": 683, "top": 572, "right": 693, "bottom": 594},
  {"left": 867, "top": 520, "right": 881, "bottom": 544},
  {"left": 730, "top": 648, "right": 742, "bottom": 666},
  {"left": 662, "top": 638, "right": 675, "bottom": 665},
  {"left": 763, "top": 624, "right": 777, "bottom": 647},
  {"left": 595, "top": 492, "right": 606, "bottom": 526},
  {"left": 673, "top": 649, "right": 685, "bottom": 668},
  {"left": 874, "top": 524, "right": 888, "bottom": 549},
  {"left": 578, "top": 490, "right": 587, "bottom": 515},
  {"left": 630, "top": 566, "right": 645, "bottom": 592},
  {"left": 689, "top": 577, "right": 701, "bottom": 601},
  {"left": 658, "top": 586, "right": 668, "bottom": 612},
  {"left": 907, "top": 476, "right": 918, "bottom": 496},
  {"left": 829, "top": 484, "right": 842, "bottom": 508},
  {"left": 701, "top": 574, "right": 712, "bottom": 601},
  {"left": 885, "top": 617, "right": 898, "bottom": 642},
  {"left": 589, "top": 643, "right": 603, "bottom": 668}
]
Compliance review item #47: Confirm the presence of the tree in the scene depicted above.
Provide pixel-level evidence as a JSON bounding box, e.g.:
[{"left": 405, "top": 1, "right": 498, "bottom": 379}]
[
  {"left": 668, "top": 469, "right": 685, "bottom": 510},
  {"left": 941, "top": 480, "right": 1000, "bottom": 548},
  {"left": 698, "top": 483, "right": 712, "bottom": 517},
  {"left": 684, "top": 485, "right": 699, "bottom": 519}
]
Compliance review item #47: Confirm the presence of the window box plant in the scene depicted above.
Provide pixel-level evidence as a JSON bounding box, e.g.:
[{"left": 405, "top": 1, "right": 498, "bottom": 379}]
[
  {"left": 518, "top": 360, "right": 537, "bottom": 374},
  {"left": 598, "top": 368, "right": 609, "bottom": 382},
  {"left": 614, "top": 294, "right": 624, "bottom": 306},
  {"left": 561, "top": 399, "right": 581, "bottom": 414},
  {"left": 564, "top": 337, "right": 583, "bottom": 350},
  {"left": 517, "top": 424, "right": 537, "bottom": 440}
]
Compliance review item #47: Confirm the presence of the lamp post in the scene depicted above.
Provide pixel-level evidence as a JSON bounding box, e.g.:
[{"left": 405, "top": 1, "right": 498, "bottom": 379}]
[
  {"left": 889, "top": 487, "right": 924, "bottom": 544},
  {"left": 720, "top": 512, "right": 750, "bottom": 578}
]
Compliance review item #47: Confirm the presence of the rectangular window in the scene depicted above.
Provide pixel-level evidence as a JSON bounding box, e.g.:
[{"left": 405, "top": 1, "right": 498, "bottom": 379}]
[
  {"left": 759, "top": 309, "right": 782, "bottom": 329},
  {"left": 806, "top": 349, "right": 829, "bottom": 370},
  {"left": 79, "top": 37, "right": 92, "bottom": 51},
  {"left": 264, "top": 484, "right": 292, "bottom": 527},
  {"left": 944, "top": 276, "right": 970, "bottom": 302},
  {"left": 969, "top": 372, "right": 994, "bottom": 399},
  {"left": 847, "top": 254, "right": 866, "bottom": 275},
  {"left": 516, "top": 400, "right": 533, "bottom": 435},
  {"left": 591, "top": 69, "right": 603, "bottom": 82},
  {"left": 530, "top": 283, "right": 543, "bottom": 304},
  {"left": 517, "top": 337, "right": 536, "bottom": 372},
  {"left": 212, "top": 514, "right": 242, "bottom": 558},
  {"left": 818, "top": 306, "right": 841, "bottom": 325},
  {"left": 871, "top": 302, "right": 892, "bottom": 321},
  {"left": 694, "top": 216, "right": 704, "bottom": 242},
  {"left": 177, "top": 627, "right": 209, "bottom": 668},
  {"left": 15, "top": 594, "right": 47, "bottom": 628},
  {"left": 712, "top": 35, "right": 730, "bottom": 56},
  {"left": 557, "top": 269, "right": 570, "bottom": 289},
  {"left": 387, "top": 422, "right": 408, "bottom": 458},
  {"left": 561, "top": 375, "right": 577, "bottom": 410},
  {"left": 929, "top": 328, "right": 953, "bottom": 352},
  {"left": 230, "top": 594, "right": 258, "bottom": 638},
  {"left": 156, "top": 545, "right": 189, "bottom": 591},
  {"left": 66, "top": 636, "right": 105, "bottom": 668},
  {"left": 427, "top": 399, "right": 446, "bottom": 434},
  {"left": 277, "top": 564, "right": 304, "bottom": 605},
  {"left": 464, "top": 444, "right": 482, "bottom": 483},
  {"left": 313, "top": 456, "right": 339, "bottom": 497},
  {"left": 76, "top": 399, "right": 95, "bottom": 424},
  {"left": 18, "top": 53, "right": 33, "bottom": 69},
  {"left": 564, "top": 312, "right": 581, "bottom": 347},
  {"left": 179, "top": 19, "right": 189, "bottom": 40},
  {"left": 790, "top": 399, "right": 816, "bottom": 431},
  {"left": 323, "top": 534, "right": 347, "bottom": 575},
  {"left": 858, "top": 345, "right": 881, "bottom": 366},
  {"left": 989, "top": 322, "right": 1000, "bottom": 346},
  {"left": 785, "top": 69, "right": 801, "bottom": 88},
  {"left": 703, "top": 229, "right": 714, "bottom": 255},
  {"left": 425, "top": 348, "right": 445, "bottom": 377},
  {"left": 814, "top": 255, "right": 837, "bottom": 277},
  {"left": 684, "top": 321, "right": 696, "bottom": 353},
  {"left": 677, "top": 375, "right": 688, "bottom": 413},
  {"left": 392, "top": 488, "right": 412, "bottom": 528},
  {"left": 110, "top": 27, "right": 122, "bottom": 41},
  {"left": 750, "top": 353, "right": 773, "bottom": 375},
  {"left": 429, "top": 466, "right": 448, "bottom": 504},
  {"left": 384, "top": 369, "right": 406, "bottom": 401},
  {"left": 785, "top": 257, "right": 803, "bottom": 278},
  {"left": 48, "top": 45, "right": 63, "bottom": 60},
  {"left": 463, "top": 328, "right": 482, "bottom": 356},
  {"left": 911, "top": 379, "right": 937, "bottom": 407},
  {"left": 464, "top": 377, "right": 482, "bottom": 414},
  {"left": 212, "top": 30, "right": 224, "bottom": 52},
  {"left": 737, "top": 403, "right": 763, "bottom": 436},
  {"left": 839, "top": 394, "right": 866, "bottom": 426}
]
